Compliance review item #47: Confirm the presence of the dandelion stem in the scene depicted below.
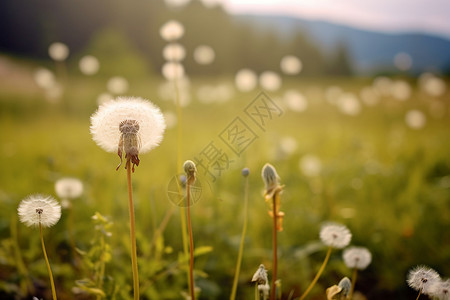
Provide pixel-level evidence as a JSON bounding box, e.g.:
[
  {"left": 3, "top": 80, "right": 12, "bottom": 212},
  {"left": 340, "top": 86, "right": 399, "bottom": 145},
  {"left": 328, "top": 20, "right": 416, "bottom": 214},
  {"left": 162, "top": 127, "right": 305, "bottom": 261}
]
[
  {"left": 349, "top": 268, "right": 358, "bottom": 300},
  {"left": 186, "top": 180, "right": 195, "bottom": 300},
  {"left": 270, "top": 194, "right": 278, "bottom": 300},
  {"left": 415, "top": 289, "right": 422, "bottom": 300},
  {"left": 255, "top": 284, "right": 260, "bottom": 300},
  {"left": 299, "top": 247, "right": 332, "bottom": 300},
  {"left": 126, "top": 159, "right": 140, "bottom": 300},
  {"left": 39, "top": 222, "right": 57, "bottom": 300},
  {"left": 230, "top": 175, "right": 250, "bottom": 300}
]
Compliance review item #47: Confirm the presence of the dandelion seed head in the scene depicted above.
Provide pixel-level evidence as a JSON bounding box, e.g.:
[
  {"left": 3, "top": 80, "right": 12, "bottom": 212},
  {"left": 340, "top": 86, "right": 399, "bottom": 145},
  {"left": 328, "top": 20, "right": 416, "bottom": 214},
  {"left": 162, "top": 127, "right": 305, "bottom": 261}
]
[
  {"left": 18, "top": 195, "right": 61, "bottom": 228},
  {"left": 405, "top": 110, "right": 426, "bottom": 130},
  {"left": 163, "top": 43, "right": 186, "bottom": 62},
  {"left": 90, "top": 97, "right": 166, "bottom": 154},
  {"left": 162, "top": 62, "right": 185, "bottom": 81},
  {"left": 407, "top": 265, "right": 440, "bottom": 294},
  {"left": 55, "top": 177, "right": 83, "bottom": 200},
  {"left": 48, "top": 42, "right": 69, "bottom": 61},
  {"left": 261, "top": 163, "right": 280, "bottom": 191},
  {"left": 259, "top": 71, "right": 282, "bottom": 92},
  {"left": 193, "top": 45, "right": 215, "bottom": 65},
  {"left": 235, "top": 68, "right": 257, "bottom": 92},
  {"left": 251, "top": 264, "right": 268, "bottom": 285},
  {"left": 33, "top": 68, "right": 56, "bottom": 90},
  {"left": 430, "top": 278, "right": 450, "bottom": 300},
  {"left": 320, "top": 223, "right": 352, "bottom": 249},
  {"left": 79, "top": 55, "right": 100, "bottom": 75},
  {"left": 107, "top": 76, "right": 129, "bottom": 95},
  {"left": 280, "top": 55, "right": 302, "bottom": 75},
  {"left": 183, "top": 160, "right": 197, "bottom": 178},
  {"left": 160, "top": 20, "right": 185, "bottom": 41},
  {"left": 242, "top": 167, "right": 250, "bottom": 177},
  {"left": 343, "top": 246, "right": 372, "bottom": 270}
]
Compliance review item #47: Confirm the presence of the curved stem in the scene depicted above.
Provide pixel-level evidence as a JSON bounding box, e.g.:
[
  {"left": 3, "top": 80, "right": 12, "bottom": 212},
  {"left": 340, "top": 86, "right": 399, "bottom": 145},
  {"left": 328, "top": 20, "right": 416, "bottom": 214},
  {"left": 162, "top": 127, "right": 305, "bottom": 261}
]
[
  {"left": 415, "top": 289, "right": 422, "bottom": 300},
  {"left": 126, "top": 159, "right": 140, "bottom": 300},
  {"left": 40, "top": 222, "right": 57, "bottom": 300},
  {"left": 299, "top": 247, "right": 332, "bottom": 300},
  {"left": 230, "top": 176, "right": 250, "bottom": 300},
  {"left": 349, "top": 268, "right": 358, "bottom": 299},
  {"left": 270, "top": 194, "right": 278, "bottom": 300},
  {"left": 186, "top": 182, "right": 195, "bottom": 300}
]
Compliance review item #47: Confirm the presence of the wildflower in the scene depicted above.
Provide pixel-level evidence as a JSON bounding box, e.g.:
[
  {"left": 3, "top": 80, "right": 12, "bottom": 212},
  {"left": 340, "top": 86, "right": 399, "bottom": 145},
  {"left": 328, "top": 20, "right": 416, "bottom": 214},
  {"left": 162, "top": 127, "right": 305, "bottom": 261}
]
[
  {"left": 48, "top": 42, "right": 69, "bottom": 61},
  {"left": 320, "top": 223, "right": 352, "bottom": 249},
  {"left": 193, "top": 45, "right": 215, "bottom": 65},
  {"left": 163, "top": 43, "right": 186, "bottom": 62},
  {"left": 430, "top": 279, "right": 450, "bottom": 300},
  {"left": 160, "top": 20, "right": 185, "bottom": 42},
  {"left": 343, "top": 246, "right": 372, "bottom": 270},
  {"left": 18, "top": 195, "right": 61, "bottom": 228},
  {"left": 407, "top": 265, "right": 440, "bottom": 295},
  {"left": 79, "top": 55, "right": 100, "bottom": 75},
  {"left": 90, "top": 96, "right": 166, "bottom": 171},
  {"left": 55, "top": 177, "right": 83, "bottom": 200},
  {"left": 252, "top": 264, "right": 268, "bottom": 285},
  {"left": 326, "top": 277, "right": 351, "bottom": 300}
]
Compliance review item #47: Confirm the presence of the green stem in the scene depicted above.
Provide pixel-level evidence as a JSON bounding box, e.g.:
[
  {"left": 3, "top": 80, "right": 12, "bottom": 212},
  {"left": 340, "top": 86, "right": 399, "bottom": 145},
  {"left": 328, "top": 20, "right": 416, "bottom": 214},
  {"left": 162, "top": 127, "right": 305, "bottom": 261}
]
[
  {"left": 126, "top": 159, "right": 139, "bottom": 300},
  {"left": 230, "top": 176, "right": 249, "bottom": 300},
  {"left": 39, "top": 222, "right": 57, "bottom": 300},
  {"left": 96, "top": 235, "right": 106, "bottom": 300},
  {"left": 186, "top": 181, "right": 195, "bottom": 300},
  {"left": 348, "top": 268, "right": 358, "bottom": 300},
  {"left": 270, "top": 194, "right": 278, "bottom": 300},
  {"left": 255, "top": 284, "right": 259, "bottom": 300},
  {"left": 299, "top": 247, "right": 332, "bottom": 300}
]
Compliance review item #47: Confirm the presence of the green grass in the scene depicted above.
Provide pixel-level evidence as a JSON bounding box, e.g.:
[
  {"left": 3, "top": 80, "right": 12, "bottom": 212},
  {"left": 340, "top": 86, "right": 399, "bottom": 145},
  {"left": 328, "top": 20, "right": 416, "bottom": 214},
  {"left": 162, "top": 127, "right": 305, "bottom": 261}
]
[{"left": 0, "top": 63, "right": 449, "bottom": 299}]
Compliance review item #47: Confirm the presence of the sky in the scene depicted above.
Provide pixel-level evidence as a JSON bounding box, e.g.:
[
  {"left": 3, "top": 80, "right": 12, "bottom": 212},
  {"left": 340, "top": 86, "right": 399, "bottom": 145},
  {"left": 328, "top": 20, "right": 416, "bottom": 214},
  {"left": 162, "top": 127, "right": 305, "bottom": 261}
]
[{"left": 221, "top": 0, "right": 450, "bottom": 39}]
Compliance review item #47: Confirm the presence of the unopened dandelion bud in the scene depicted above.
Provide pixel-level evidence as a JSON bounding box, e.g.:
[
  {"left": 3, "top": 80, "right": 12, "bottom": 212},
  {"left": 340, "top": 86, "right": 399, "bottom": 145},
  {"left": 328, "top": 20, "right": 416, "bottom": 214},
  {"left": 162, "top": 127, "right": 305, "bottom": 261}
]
[
  {"left": 338, "top": 277, "right": 352, "bottom": 297},
  {"left": 241, "top": 167, "right": 250, "bottom": 177},
  {"left": 326, "top": 285, "right": 342, "bottom": 300},
  {"left": 261, "top": 163, "right": 280, "bottom": 191},
  {"left": 251, "top": 264, "right": 268, "bottom": 285},
  {"left": 183, "top": 160, "right": 197, "bottom": 184}
]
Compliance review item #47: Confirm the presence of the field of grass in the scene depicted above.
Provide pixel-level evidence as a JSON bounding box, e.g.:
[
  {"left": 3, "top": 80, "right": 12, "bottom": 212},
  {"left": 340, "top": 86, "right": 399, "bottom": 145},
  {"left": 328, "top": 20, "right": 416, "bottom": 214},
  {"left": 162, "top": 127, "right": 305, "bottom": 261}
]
[{"left": 0, "top": 57, "right": 449, "bottom": 299}]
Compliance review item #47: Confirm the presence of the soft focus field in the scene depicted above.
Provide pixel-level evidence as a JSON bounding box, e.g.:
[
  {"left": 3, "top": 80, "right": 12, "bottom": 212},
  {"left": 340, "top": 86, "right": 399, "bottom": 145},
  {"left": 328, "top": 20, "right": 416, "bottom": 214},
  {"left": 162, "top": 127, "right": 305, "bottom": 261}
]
[{"left": 0, "top": 58, "right": 450, "bottom": 300}]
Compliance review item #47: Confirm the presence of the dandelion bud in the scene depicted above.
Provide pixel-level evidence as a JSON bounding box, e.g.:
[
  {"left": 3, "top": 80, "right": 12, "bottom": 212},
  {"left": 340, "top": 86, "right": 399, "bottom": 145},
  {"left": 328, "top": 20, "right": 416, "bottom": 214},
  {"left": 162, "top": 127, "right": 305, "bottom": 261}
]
[
  {"left": 338, "top": 277, "right": 352, "bottom": 297},
  {"left": 183, "top": 160, "right": 197, "bottom": 183},
  {"left": 251, "top": 264, "right": 268, "bottom": 285},
  {"left": 326, "top": 285, "right": 342, "bottom": 300},
  {"left": 241, "top": 167, "right": 250, "bottom": 177},
  {"left": 261, "top": 163, "right": 280, "bottom": 191}
]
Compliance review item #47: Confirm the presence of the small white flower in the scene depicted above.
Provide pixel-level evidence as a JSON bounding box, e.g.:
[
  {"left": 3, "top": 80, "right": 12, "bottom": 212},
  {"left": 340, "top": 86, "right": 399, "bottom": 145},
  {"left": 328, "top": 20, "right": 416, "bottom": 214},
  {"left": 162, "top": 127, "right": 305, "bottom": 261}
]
[
  {"left": 48, "top": 42, "right": 69, "bottom": 61},
  {"left": 90, "top": 97, "right": 166, "bottom": 170},
  {"left": 430, "top": 278, "right": 450, "bottom": 300},
  {"left": 193, "top": 45, "right": 215, "bottom": 65},
  {"left": 55, "top": 177, "right": 83, "bottom": 199},
  {"left": 163, "top": 43, "right": 186, "bottom": 62},
  {"left": 407, "top": 265, "right": 441, "bottom": 295},
  {"left": 343, "top": 246, "right": 372, "bottom": 270},
  {"left": 320, "top": 223, "right": 352, "bottom": 249},
  {"left": 251, "top": 264, "right": 268, "bottom": 285},
  {"left": 79, "top": 55, "right": 100, "bottom": 75},
  {"left": 160, "top": 20, "right": 185, "bottom": 42},
  {"left": 18, "top": 195, "right": 61, "bottom": 228}
]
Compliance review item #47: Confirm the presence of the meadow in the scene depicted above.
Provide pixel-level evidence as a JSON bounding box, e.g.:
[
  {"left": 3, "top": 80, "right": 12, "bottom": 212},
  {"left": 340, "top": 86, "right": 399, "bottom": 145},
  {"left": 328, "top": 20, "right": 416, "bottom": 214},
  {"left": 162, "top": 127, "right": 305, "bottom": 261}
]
[{"left": 0, "top": 55, "right": 449, "bottom": 300}]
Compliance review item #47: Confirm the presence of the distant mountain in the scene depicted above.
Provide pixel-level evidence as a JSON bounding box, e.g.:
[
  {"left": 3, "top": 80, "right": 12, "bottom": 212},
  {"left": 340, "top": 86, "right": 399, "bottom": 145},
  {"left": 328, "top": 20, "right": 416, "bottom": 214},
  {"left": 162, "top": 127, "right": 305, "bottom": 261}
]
[{"left": 233, "top": 14, "right": 450, "bottom": 75}]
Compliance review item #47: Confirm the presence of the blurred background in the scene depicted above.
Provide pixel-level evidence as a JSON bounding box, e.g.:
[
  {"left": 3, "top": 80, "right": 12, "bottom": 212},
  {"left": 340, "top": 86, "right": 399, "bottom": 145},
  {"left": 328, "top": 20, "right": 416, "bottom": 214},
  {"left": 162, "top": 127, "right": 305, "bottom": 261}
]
[{"left": 0, "top": 0, "right": 449, "bottom": 299}]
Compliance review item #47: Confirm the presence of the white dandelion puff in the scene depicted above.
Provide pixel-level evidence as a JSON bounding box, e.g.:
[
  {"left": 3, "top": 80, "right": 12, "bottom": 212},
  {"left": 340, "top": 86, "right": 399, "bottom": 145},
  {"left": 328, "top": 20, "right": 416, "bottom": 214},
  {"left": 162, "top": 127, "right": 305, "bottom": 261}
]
[
  {"left": 407, "top": 265, "right": 440, "bottom": 295},
  {"left": 320, "top": 223, "right": 352, "bottom": 249},
  {"left": 235, "top": 68, "right": 257, "bottom": 92},
  {"left": 430, "top": 278, "right": 450, "bottom": 300},
  {"left": 252, "top": 264, "right": 268, "bottom": 285},
  {"left": 193, "top": 45, "right": 215, "bottom": 65},
  {"left": 343, "top": 246, "right": 372, "bottom": 270},
  {"left": 48, "top": 42, "right": 69, "bottom": 61},
  {"left": 160, "top": 20, "right": 185, "bottom": 42},
  {"left": 55, "top": 177, "right": 84, "bottom": 200},
  {"left": 18, "top": 195, "right": 61, "bottom": 228},
  {"left": 79, "top": 55, "right": 100, "bottom": 75},
  {"left": 163, "top": 43, "right": 186, "bottom": 62},
  {"left": 280, "top": 55, "right": 302, "bottom": 75},
  {"left": 90, "top": 96, "right": 166, "bottom": 170}
]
